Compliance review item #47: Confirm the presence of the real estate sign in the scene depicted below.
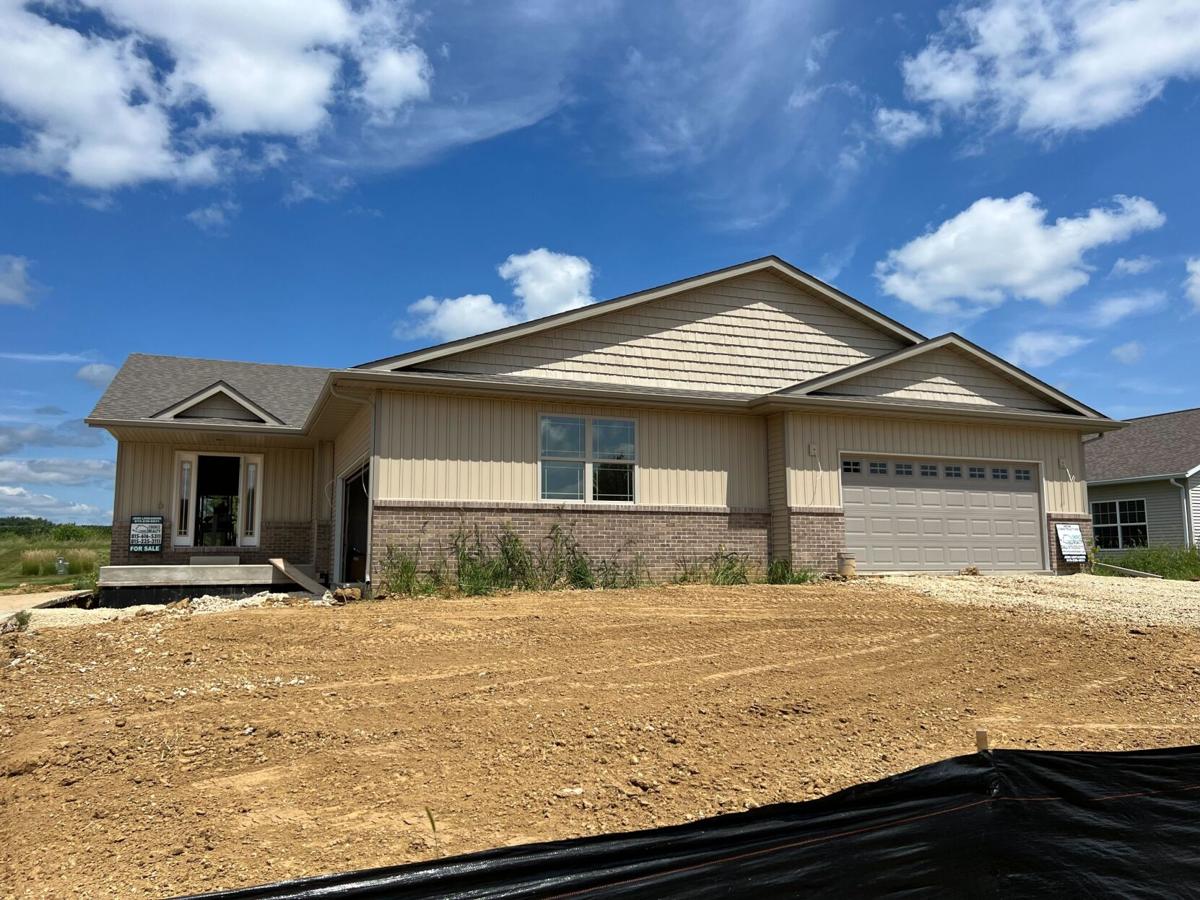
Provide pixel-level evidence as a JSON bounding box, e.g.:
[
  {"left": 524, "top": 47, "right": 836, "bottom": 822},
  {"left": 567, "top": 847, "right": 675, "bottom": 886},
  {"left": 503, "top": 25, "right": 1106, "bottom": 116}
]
[
  {"left": 129, "top": 515, "right": 163, "bottom": 553},
  {"left": 1054, "top": 523, "right": 1087, "bottom": 563}
]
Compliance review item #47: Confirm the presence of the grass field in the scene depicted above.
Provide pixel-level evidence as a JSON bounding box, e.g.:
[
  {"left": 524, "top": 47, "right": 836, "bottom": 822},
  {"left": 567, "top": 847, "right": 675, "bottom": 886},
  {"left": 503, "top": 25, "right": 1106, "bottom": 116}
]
[{"left": 0, "top": 526, "right": 110, "bottom": 591}]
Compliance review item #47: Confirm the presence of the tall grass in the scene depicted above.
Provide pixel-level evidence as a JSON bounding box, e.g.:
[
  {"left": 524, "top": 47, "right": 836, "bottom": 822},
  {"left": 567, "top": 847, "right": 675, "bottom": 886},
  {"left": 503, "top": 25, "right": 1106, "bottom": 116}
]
[
  {"left": 766, "top": 559, "right": 819, "bottom": 584},
  {"left": 673, "top": 547, "right": 756, "bottom": 585},
  {"left": 379, "top": 524, "right": 644, "bottom": 597},
  {"left": 18, "top": 548, "right": 98, "bottom": 577},
  {"left": 1094, "top": 546, "right": 1200, "bottom": 580}
]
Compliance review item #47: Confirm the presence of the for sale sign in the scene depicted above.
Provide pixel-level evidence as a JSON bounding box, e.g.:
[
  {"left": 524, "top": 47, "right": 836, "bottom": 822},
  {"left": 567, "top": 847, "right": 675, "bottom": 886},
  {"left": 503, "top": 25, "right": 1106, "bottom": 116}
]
[
  {"left": 1054, "top": 523, "right": 1087, "bottom": 563},
  {"left": 129, "top": 515, "right": 163, "bottom": 553}
]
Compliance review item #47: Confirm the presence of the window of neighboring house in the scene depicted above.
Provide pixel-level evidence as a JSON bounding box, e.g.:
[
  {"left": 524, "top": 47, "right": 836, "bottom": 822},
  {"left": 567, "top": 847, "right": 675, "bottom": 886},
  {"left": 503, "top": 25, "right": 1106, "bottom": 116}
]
[
  {"left": 1091, "top": 499, "right": 1148, "bottom": 550},
  {"left": 539, "top": 415, "right": 636, "bottom": 502},
  {"left": 173, "top": 452, "right": 263, "bottom": 547}
]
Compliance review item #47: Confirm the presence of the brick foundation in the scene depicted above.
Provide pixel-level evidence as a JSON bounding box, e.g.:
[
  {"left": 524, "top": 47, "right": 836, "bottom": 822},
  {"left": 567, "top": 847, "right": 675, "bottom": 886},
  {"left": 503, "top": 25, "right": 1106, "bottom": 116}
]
[
  {"left": 108, "top": 520, "right": 313, "bottom": 567},
  {"left": 787, "top": 508, "right": 846, "bottom": 573},
  {"left": 1047, "top": 514, "right": 1093, "bottom": 574},
  {"left": 370, "top": 500, "right": 770, "bottom": 582}
]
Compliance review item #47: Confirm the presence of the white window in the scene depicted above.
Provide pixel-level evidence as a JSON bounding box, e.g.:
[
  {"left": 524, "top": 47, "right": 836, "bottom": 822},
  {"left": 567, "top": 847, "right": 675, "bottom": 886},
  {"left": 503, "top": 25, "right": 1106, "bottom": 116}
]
[
  {"left": 920, "top": 464, "right": 938, "bottom": 477},
  {"left": 992, "top": 467, "right": 1009, "bottom": 480},
  {"left": 895, "top": 463, "right": 913, "bottom": 476},
  {"left": 1092, "top": 499, "right": 1147, "bottom": 550},
  {"left": 969, "top": 466, "right": 986, "bottom": 479},
  {"left": 869, "top": 461, "right": 888, "bottom": 475},
  {"left": 842, "top": 460, "right": 862, "bottom": 474},
  {"left": 1015, "top": 468, "right": 1032, "bottom": 482},
  {"left": 945, "top": 465, "right": 962, "bottom": 478},
  {"left": 539, "top": 416, "right": 636, "bottom": 503},
  {"left": 173, "top": 452, "right": 263, "bottom": 547}
]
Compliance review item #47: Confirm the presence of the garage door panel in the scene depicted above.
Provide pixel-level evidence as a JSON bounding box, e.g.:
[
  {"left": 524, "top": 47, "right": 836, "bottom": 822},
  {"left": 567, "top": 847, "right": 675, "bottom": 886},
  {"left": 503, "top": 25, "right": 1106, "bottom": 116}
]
[{"left": 842, "top": 456, "right": 1043, "bottom": 573}]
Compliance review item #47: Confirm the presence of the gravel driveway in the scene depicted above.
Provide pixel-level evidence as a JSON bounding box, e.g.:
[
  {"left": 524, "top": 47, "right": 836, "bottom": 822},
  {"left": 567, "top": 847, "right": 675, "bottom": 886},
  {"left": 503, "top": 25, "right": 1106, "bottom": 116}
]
[{"left": 881, "top": 573, "right": 1200, "bottom": 628}]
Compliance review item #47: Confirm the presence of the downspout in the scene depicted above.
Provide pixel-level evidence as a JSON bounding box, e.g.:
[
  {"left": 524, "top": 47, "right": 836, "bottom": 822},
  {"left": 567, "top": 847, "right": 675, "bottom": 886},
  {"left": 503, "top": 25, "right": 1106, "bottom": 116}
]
[{"left": 1170, "top": 477, "right": 1191, "bottom": 548}]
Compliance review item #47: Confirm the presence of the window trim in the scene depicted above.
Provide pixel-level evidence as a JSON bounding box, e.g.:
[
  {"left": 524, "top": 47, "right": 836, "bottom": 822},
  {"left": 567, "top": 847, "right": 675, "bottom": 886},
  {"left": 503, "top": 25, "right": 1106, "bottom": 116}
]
[
  {"left": 172, "top": 451, "right": 264, "bottom": 548},
  {"left": 1091, "top": 498, "right": 1148, "bottom": 550},
  {"left": 538, "top": 414, "right": 638, "bottom": 504}
]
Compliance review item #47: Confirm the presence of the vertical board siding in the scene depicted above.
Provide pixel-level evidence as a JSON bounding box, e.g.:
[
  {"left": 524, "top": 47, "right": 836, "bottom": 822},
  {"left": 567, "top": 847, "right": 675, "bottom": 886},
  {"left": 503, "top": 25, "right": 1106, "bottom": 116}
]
[
  {"left": 784, "top": 411, "right": 1087, "bottom": 515},
  {"left": 766, "top": 414, "right": 790, "bottom": 560},
  {"left": 412, "top": 272, "right": 906, "bottom": 394},
  {"left": 333, "top": 404, "right": 372, "bottom": 477},
  {"left": 817, "top": 346, "right": 1062, "bottom": 412},
  {"left": 1190, "top": 475, "right": 1200, "bottom": 547},
  {"left": 1089, "top": 480, "right": 1189, "bottom": 549},
  {"left": 375, "top": 391, "right": 767, "bottom": 508},
  {"left": 111, "top": 441, "right": 312, "bottom": 522}
]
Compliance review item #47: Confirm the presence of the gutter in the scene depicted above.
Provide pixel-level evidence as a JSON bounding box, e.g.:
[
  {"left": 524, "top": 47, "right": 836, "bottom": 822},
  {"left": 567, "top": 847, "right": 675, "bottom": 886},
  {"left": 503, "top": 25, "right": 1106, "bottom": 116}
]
[{"left": 1088, "top": 473, "right": 1188, "bottom": 487}]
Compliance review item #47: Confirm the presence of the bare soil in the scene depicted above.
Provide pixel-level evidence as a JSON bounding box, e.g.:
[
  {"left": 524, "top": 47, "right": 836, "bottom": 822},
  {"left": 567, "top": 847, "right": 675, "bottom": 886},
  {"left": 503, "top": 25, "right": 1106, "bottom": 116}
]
[{"left": 2, "top": 579, "right": 1198, "bottom": 898}]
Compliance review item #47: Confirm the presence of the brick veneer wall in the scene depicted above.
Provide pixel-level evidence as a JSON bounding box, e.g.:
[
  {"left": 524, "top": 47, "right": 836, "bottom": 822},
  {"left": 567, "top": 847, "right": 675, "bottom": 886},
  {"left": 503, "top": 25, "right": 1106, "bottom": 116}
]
[
  {"left": 370, "top": 500, "right": 770, "bottom": 582},
  {"left": 1046, "top": 514, "right": 1093, "bottom": 574},
  {"left": 108, "top": 520, "right": 312, "bottom": 567},
  {"left": 788, "top": 508, "right": 846, "bottom": 573}
]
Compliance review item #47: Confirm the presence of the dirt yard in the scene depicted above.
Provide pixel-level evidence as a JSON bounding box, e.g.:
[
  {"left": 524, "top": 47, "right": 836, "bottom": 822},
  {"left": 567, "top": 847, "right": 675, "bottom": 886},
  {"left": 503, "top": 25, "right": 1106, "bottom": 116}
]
[{"left": 2, "top": 577, "right": 1199, "bottom": 898}]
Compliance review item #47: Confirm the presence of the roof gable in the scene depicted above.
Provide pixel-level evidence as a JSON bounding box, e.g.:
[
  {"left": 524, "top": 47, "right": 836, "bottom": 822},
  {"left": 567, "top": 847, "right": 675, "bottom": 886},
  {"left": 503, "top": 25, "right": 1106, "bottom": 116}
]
[
  {"left": 369, "top": 262, "right": 923, "bottom": 396},
  {"left": 775, "top": 334, "right": 1103, "bottom": 418},
  {"left": 361, "top": 257, "right": 924, "bottom": 380},
  {"left": 87, "top": 354, "right": 331, "bottom": 428},
  {"left": 153, "top": 381, "right": 280, "bottom": 424}
]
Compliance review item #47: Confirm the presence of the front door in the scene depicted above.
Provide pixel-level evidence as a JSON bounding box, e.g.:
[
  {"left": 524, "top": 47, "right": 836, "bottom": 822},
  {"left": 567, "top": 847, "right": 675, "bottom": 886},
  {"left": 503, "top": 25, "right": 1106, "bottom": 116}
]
[{"left": 340, "top": 463, "right": 370, "bottom": 582}]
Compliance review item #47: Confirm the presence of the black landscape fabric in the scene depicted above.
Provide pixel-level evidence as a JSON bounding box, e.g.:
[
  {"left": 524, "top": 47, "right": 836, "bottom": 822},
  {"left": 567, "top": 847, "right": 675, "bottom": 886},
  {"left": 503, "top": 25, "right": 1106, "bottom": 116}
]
[{"left": 184, "top": 745, "right": 1200, "bottom": 899}]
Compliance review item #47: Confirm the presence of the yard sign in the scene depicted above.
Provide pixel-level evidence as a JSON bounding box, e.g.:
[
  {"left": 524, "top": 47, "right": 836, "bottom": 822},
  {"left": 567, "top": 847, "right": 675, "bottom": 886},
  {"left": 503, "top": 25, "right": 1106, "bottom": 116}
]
[
  {"left": 129, "top": 515, "right": 163, "bottom": 553},
  {"left": 1054, "top": 523, "right": 1087, "bottom": 563}
]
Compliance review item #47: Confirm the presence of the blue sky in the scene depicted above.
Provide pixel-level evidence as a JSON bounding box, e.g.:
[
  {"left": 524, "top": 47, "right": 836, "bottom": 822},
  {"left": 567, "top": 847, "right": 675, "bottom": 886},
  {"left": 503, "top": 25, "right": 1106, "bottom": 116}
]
[{"left": 1, "top": 0, "right": 1199, "bottom": 523}]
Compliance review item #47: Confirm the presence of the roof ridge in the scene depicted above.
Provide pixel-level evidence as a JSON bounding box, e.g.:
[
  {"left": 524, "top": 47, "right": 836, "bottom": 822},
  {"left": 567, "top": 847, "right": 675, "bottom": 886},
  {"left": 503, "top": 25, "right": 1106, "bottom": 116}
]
[{"left": 126, "top": 352, "right": 335, "bottom": 372}]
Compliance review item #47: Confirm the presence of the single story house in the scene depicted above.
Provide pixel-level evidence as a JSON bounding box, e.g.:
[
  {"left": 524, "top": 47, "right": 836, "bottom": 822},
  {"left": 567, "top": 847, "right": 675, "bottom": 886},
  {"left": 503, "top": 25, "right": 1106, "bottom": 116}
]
[
  {"left": 1084, "top": 407, "right": 1200, "bottom": 552},
  {"left": 87, "top": 256, "right": 1120, "bottom": 591}
]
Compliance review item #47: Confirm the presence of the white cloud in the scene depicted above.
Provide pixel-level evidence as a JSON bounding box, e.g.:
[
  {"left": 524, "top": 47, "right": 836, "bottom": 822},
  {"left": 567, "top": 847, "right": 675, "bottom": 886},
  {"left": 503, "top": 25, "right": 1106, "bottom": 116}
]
[
  {"left": 0, "top": 420, "right": 107, "bottom": 456},
  {"left": 0, "top": 351, "right": 92, "bottom": 363},
  {"left": 903, "top": 0, "right": 1200, "bottom": 135},
  {"left": 497, "top": 249, "right": 594, "bottom": 320},
  {"left": 186, "top": 199, "right": 240, "bottom": 232},
  {"left": 403, "top": 294, "right": 517, "bottom": 342},
  {"left": 0, "top": 0, "right": 432, "bottom": 189},
  {"left": 0, "top": 485, "right": 104, "bottom": 522},
  {"left": 1110, "top": 255, "right": 1158, "bottom": 277},
  {"left": 1090, "top": 291, "right": 1166, "bottom": 328},
  {"left": 75, "top": 363, "right": 117, "bottom": 389},
  {"left": 0, "top": 255, "right": 33, "bottom": 305},
  {"left": 405, "top": 248, "right": 596, "bottom": 341},
  {"left": 0, "top": 458, "right": 115, "bottom": 486},
  {"left": 875, "top": 192, "right": 1165, "bottom": 314},
  {"left": 874, "top": 107, "right": 940, "bottom": 148},
  {"left": 1186, "top": 257, "right": 1200, "bottom": 310},
  {"left": 1007, "top": 331, "right": 1090, "bottom": 368},
  {"left": 1111, "top": 341, "right": 1144, "bottom": 364}
]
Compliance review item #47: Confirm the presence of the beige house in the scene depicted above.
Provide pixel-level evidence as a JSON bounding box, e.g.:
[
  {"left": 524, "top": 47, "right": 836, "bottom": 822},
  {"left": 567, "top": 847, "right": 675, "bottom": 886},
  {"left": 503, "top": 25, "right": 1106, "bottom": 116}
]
[{"left": 87, "top": 256, "right": 1119, "bottom": 590}]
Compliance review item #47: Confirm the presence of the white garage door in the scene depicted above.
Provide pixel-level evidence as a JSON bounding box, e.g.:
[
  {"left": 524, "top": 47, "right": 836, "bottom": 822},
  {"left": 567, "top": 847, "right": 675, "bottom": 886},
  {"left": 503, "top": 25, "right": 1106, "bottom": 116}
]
[{"left": 841, "top": 456, "right": 1044, "bottom": 572}]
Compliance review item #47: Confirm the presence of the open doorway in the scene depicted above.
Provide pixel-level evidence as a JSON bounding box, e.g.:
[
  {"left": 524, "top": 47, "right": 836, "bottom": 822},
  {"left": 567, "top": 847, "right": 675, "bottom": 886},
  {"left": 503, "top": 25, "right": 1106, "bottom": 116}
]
[{"left": 340, "top": 462, "right": 370, "bottom": 583}]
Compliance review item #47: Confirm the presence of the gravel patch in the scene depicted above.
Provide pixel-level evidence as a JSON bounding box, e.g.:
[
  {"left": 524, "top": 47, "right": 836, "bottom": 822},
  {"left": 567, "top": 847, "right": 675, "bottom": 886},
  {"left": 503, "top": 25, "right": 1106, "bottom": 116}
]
[
  {"left": 881, "top": 573, "right": 1200, "bottom": 628},
  {"left": 26, "top": 591, "right": 316, "bottom": 630}
]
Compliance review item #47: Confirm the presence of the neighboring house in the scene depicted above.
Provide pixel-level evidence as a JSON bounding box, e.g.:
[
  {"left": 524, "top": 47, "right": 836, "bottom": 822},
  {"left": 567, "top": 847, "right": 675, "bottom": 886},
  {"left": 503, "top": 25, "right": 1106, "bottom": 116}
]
[
  {"left": 86, "top": 256, "right": 1120, "bottom": 589},
  {"left": 1084, "top": 407, "right": 1200, "bottom": 553}
]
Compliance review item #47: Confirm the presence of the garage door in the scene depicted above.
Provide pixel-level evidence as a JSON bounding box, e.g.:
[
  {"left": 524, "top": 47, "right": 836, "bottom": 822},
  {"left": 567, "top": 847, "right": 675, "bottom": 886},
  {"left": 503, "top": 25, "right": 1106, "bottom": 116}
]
[{"left": 841, "top": 456, "right": 1043, "bottom": 572}]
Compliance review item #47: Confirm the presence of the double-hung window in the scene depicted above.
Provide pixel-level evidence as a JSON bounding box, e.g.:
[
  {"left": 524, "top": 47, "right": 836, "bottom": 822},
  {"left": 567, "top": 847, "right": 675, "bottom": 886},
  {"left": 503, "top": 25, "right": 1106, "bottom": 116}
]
[
  {"left": 1091, "top": 499, "right": 1147, "bottom": 550},
  {"left": 539, "top": 415, "right": 636, "bottom": 503}
]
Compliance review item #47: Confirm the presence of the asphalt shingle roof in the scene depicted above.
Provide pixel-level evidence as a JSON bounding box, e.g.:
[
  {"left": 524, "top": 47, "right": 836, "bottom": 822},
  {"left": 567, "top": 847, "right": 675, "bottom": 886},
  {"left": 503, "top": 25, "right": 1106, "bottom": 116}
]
[
  {"left": 89, "top": 354, "right": 332, "bottom": 428},
  {"left": 1085, "top": 407, "right": 1200, "bottom": 482}
]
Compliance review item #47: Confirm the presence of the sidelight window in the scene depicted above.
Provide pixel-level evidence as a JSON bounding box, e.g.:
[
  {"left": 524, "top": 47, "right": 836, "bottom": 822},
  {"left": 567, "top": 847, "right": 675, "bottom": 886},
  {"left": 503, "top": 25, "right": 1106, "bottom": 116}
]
[{"left": 173, "top": 452, "right": 263, "bottom": 547}]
